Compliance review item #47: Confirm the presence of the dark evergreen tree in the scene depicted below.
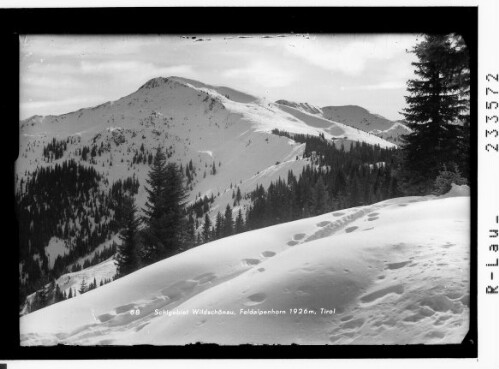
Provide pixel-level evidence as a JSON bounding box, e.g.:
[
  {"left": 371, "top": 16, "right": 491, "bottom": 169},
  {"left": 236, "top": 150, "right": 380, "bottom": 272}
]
[
  {"left": 215, "top": 212, "right": 224, "bottom": 239},
  {"left": 399, "top": 34, "right": 470, "bottom": 194},
  {"left": 235, "top": 209, "right": 245, "bottom": 234},
  {"left": 314, "top": 176, "right": 330, "bottom": 215},
  {"left": 202, "top": 214, "right": 212, "bottom": 243},
  {"left": 115, "top": 196, "right": 140, "bottom": 278},
  {"left": 141, "top": 147, "right": 187, "bottom": 264},
  {"left": 185, "top": 213, "right": 196, "bottom": 249},
  {"left": 35, "top": 288, "right": 47, "bottom": 311},
  {"left": 78, "top": 278, "right": 87, "bottom": 295},
  {"left": 223, "top": 204, "right": 233, "bottom": 237},
  {"left": 235, "top": 187, "right": 242, "bottom": 206},
  {"left": 54, "top": 283, "right": 64, "bottom": 303}
]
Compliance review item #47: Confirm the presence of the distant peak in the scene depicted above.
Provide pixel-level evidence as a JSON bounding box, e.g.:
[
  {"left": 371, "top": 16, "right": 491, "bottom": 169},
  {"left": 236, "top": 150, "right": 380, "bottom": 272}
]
[
  {"left": 138, "top": 77, "right": 171, "bottom": 90},
  {"left": 275, "top": 99, "right": 322, "bottom": 115},
  {"left": 322, "top": 105, "right": 369, "bottom": 113},
  {"left": 137, "top": 76, "right": 209, "bottom": 92}
]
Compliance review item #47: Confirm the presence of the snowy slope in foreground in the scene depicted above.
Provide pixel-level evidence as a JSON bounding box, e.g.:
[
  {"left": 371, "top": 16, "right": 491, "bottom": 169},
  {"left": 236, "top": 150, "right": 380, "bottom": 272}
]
[{"left": 20, "top": 189, "right": 470, "bottom": 346}]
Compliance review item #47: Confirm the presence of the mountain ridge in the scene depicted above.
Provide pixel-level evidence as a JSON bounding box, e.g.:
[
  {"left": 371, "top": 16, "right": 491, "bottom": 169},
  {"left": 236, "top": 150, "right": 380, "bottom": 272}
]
[{"left": 17, "top": 75, "right": 402, "bottom": 315}]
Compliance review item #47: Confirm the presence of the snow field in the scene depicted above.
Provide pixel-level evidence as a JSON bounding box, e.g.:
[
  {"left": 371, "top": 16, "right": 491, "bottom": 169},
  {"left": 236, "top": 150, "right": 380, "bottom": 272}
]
[{"left": 20, "top": 190, "right": 470, "bottom": 346}]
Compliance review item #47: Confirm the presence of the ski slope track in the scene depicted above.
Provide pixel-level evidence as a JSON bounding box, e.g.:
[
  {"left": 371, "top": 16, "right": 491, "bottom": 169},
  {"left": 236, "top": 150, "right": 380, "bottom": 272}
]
[{"left": 20, "top": 186, "right": 470, "bottom": 346}]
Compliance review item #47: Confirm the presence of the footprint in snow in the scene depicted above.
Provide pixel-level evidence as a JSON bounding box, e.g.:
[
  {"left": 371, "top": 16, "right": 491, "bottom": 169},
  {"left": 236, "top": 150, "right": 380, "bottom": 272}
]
[
  {"left": 242, "top": 258, "right": 261, "bottom": 266},
  {"left": 261, "top": 251, "right": 276, "bottom": 258},
  {"left": 367, "top": 217, "right": 379, "bottom": 221},
  {"left": 244, "top": 292, "right": 267, "bottom": 306},
  {"left": 97, "top": 313, "right": 115, "bottom": 323},
  {"left": 193, "top": 272, "right": 217, "bottom": 284},
  {"left": 114, "top": 303, "right": 137, "bottom": 314},
  {"left": 135, "top": 322, "right": 149, "bottom": 332},
  {"left": 345, "top": 226, "right": 358, "bottom": 233},
  {"left": 385, "top": 261, "right": 411, "bottom": 270},
  {"left": 425, "top": 331, "right": 446, "bottom": 339},
  {"left": 316, "top": 221, "right": 331, "bottom": 227},
  {"left": 332, "top": 212, "right": 345, "bottom": 217},
  {"left": 359, "top": 284, "right": 404, "bottom": 304},
  {"left": 287, "top": 240, "right": 298, "bottom": 246},
  {"left": 293, "top": 233, "right": 306, "bottom": 240},
  {"left": 341, "top": 318, "right": 365, "bottom": 330},
  {"left": 441, "top": 243, "right": 456, "bottom": 249}
]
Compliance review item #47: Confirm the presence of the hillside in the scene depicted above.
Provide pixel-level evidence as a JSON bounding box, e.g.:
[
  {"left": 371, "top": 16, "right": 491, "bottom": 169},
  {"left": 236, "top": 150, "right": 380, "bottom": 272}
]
[
  {"left": 20, "top": 187, "right": 470, "bottom": 345},
  {"left": 321, "top": 105, "right": 395, "bottom": 132},
  {"left": 18, "top": 76, "right": 396, "bottom": 210},
  {"left": 274, "top": 101, "right": 411, "bottom": 144},
  {"left": 370, "top": 122, "right": 413, "bottom": 145},
  {"left": 17, "top": 76, "right": 400, "bottom": 313}
]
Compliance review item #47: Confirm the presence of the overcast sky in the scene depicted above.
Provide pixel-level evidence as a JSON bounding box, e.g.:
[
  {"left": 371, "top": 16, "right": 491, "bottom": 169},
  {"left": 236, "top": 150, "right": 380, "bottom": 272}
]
[{"left": 20, "top": 34, "right": 420, "bottom": 121}]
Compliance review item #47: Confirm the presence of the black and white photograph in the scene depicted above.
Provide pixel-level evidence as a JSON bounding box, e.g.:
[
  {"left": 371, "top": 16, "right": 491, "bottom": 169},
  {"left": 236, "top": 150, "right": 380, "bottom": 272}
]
[
  {"left": 16, "top": 31, "right": 473, "bottom": 346},
  {"left": 4, "top": 3, "right": 499, "bottom": 368}
]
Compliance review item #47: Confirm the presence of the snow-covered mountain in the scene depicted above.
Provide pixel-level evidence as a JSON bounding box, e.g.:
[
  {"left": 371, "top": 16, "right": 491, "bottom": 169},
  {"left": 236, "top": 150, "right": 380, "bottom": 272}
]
[
  {"left": 18, "top": 76, "right": 403, "bottom": 314},
  {"left": 321, "top": 105, "right": 395, "bottom": 132},
  {"left": 20, "top": 186, "right": 470, "bottom": 345},
  {"left": 370, "top": 122, "right": 413, "bottom": 145},
  {"left": 273, "top": 101, "right": 411, "bottom": 145},
  {"left": 18, "top": 76, "right": 395, "bottom": 211}
]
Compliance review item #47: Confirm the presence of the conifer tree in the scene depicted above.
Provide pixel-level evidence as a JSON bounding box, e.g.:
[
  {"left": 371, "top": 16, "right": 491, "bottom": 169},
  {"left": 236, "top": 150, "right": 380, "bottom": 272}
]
[
  {"left": 202, "top": 214, "right": 212, "bottom": 243},
  {"left": 115, "top": 196, "right": 140, "bottom": 278},
  {"left": 314, "top": 176, "right": 330, "bottom": 214},
  {"left": 185, "top": 213, "right": 196, "bottom": 249},
  {"left": 235, "top": 187, "right": 242, "bottom": 205},
  {"left": 142, "top": 147, "right": 187, "bottom": 263},
  {"left": 400, "top": 34, "right": 469, "bottom": 194},
  {"left": 36, "top": 288, "right": 47, "bottom": 310},
  {"left": 54, "top": 283, "right": 64, "bottom": 302},
  {"left": 215, "top": 212, "right": 224, "bottom": 239},
  {"left": 162, "top": 162, "right": 188, "bottom": 254},
  {"left": 78, "top": 278, "right": 87, "bottom": 295},
  {"left": 223, "top": 204, "right": 233, "bottom": 237},
  {"left": 142, "top": 147, "right": 168, "bottom": 263},
  {"left": 235, "top": 209, "right": 245, "bottom": 234}
]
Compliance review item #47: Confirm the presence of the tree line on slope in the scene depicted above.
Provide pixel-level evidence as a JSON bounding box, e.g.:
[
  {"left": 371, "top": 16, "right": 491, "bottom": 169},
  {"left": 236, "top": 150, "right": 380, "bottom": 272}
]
[
  {"left": 115, "top": 33, "right": 473, "bottom": 279},
  {"left": 17, "top": 160, "right": 139, "bottom": 307},
  {"left": 114, "top": 147, "right": 244, "bottom": 279},
  {"left": 272, "top": 33, "right": 470, "bottom": 196},
  {"left": 244, "top": 140, "right": 400, "bottom": 229},
  {"left": 22, "top": 33, "right": 471, "bottom": 312},
  {"left": 27, "top": 276, "right": 113, "bottom": 314}
]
